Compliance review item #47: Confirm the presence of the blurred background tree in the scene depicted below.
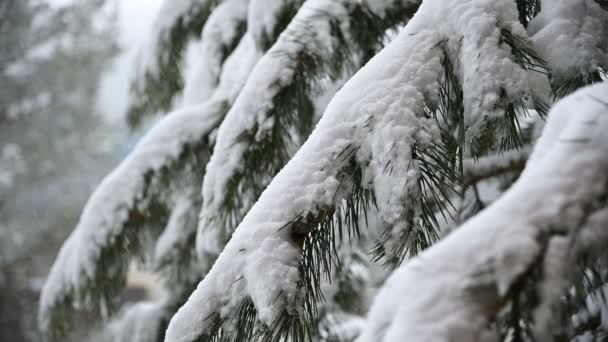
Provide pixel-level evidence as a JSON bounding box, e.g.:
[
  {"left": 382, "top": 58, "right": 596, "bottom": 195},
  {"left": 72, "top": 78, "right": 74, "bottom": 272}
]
[{"left": 0, "top": 0, "right": 119, "bottom": 340}]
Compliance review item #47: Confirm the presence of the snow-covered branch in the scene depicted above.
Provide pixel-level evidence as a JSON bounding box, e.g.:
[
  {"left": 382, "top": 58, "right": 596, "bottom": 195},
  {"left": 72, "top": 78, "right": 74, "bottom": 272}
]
[
  {"left": 37, "top": 103, "right": 214, "bottom": 339},
  {"left": 357, "top": 82, "right": 608, "bottom": 342},
  {"left": 462, "top": 148, "right": 530, "bottom": 186},
  {"left": 197, "top": 0, "right": 422, "bottom": 261},
  {"left": 39, "top": 0, "right": 311, "bottom": 338},
  {"left": 181, "top": 0, "right": 250, "bottom": 106},
  {"left": 166, "top": 1, "right": 551, "bottom": 341},
  {"left": 529, "top": 0, "right": 608, "bottom": 96},
  {"left": 127, "top": 0, "right": 217, "bottom": 127},
  {"left": 38, "top": 33, "right": 261, "bottom": 341}
]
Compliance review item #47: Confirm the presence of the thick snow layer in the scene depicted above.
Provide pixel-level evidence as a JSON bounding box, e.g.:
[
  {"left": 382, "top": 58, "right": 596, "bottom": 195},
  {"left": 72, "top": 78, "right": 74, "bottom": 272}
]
[
  {"left": 182, "top": 0, "right": 249, "bottom": 106},
  {"left": 197, "top": 0, "right": 350, "bottom": 257},
  {"left": 39, "top": 33, "right": 260, "bottom": 335},
  {"left": 197, "top": 0, "right": 422, "bottom": 258},
  {"left": 166, "top": 0, "right": 550, "bottom": 340},
  {"left": 129, "top": 0, "right": 214, "bottom": 113},
  {"left": 38, "top": 101, "right": 218, "bottom": 331},
  {"left": 134, "top": 0, "right": 202, "bottom": 77},
  {"left": 109, "top": 297, "right": 169, "bottom": 342},
  {"left": 357, "top": 82, "right": 608, "bottom": 342},
  {"left": 529, "top": 0, "right": 608, "bottom": 78},
  {"left": 248, "top": 0, "right": 301, "bottom": 49}
]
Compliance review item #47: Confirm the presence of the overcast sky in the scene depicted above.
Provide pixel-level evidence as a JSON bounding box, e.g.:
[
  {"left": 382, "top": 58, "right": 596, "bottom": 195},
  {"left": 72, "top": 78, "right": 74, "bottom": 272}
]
[{"left": 96, "top": 0, "right": 163, "bottom": 122}]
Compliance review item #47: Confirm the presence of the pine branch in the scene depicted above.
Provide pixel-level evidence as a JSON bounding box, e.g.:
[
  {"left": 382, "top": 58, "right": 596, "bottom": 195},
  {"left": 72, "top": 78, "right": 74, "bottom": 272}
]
[
  {"left": 529, "top": 0, "right": 608, "bottom": 98},
  {"left": 469, "top": 29, "right": 548, "bottom": 158},
  {"left": 250, "top": 0, "right": 306, "bottom": 51},
  {"left": 515, "top": 0, "right": 541, "bottom": 27},
  {"left": 40, "top": 0, "right": 311, "bottom": 336},
  {"left": 462, "top": 148, "right": 530, "bottom": 187},
  {"left": 198, "top": 0, "right": 421, "bottom": 266},
  {"left": 167, "top": 2, "right": 556, "bottom": 341},
  {"left": 181, "top": 0, "right": 250, "bottom": 106},
  {"left": 357, "top": 82, "right": 608, "bottom": 342},
  {"left": 596, "top": 0, "right": 608, "bottom": 10},
  {"left": 152, "top": 191, "right": 202, "bottom": 284},
  {"left": 189, "top": 153, "right": 377, "bottom": 342},
  {"left": 38, "top": 106, "right": 216, "bottom": 340},
  {"left": 553, "top": 252, "right": 608, "bottom": 339},
  {"left": 553, "top": 67, "right": 608, "bottom": 99},
  {"left": 40, "top": 2, "right": 302, "bottom": 335},
  {"left": 126, "top": 0, "right": 218, "bottom": 128},
  {"left": 372, "top": 45, "right": 465, "bottom": 265}
]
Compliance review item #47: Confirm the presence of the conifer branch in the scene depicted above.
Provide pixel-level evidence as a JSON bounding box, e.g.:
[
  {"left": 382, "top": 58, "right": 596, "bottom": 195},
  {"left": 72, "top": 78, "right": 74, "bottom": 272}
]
[
  {"left": 529, "top": 0, "right": 608, "bottom": 98},
  {"left": 462, "top": 148, "right": 530, "bottom": 187},
  {"left": 167, "top": 2, "right": 553, "bottom": 341},
  {"left": 39, "top": 2, "right": 306, "bottom": 338},
  {"left": 198, "top": 0, "right": 421, "bottom": 265},
  {"left": 181, "top": 0, "right": 250, "bottom": 106},
  {"left": 358, "top": 83, "right": 608, "bottom": 342},
  {"left": 38, "top": 106, "right": 217, "bottom": 340},
  {"left": 127, "top": 0, "right": 218, "bottom": 128}
]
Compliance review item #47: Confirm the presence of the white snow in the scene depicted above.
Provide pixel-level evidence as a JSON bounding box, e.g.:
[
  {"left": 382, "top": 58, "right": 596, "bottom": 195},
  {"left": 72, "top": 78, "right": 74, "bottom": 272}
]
[
  {"left": 196, "top": 0, "right": 422, "bottom": 259},
  {"left": 247, "top": 0, "right": 300, "bottom": 49},
  {"left": 108, "top": 297, "right": 169, "bottom": 342},
  {"left": 181, "top": 0, "right": 249, "bottom": 106},
  {"left": 38, "top": 101, "right": 218, "bottom": 331},
  {"left": 529, "top": 0, "right": 608, "bottom": 78},
  {"left": 129, "top": 0, "right": 213, "bottom": 110},
  {"left": 153, "top": 194, "right": 199, "bottom": 267},
  {"left": 39, "top": 32, "right": 260, "bottom": 335},
  {"left": 357, "top": 82, "right": 608, "bottom": 342},
  {"left": 166, "top": 0, "right": 553, "bottom": 340},
  {"left": 133, "top": 0, "right": 199, "bottom": 77},
  {"left": 462, "top": 147, "right": 530, "bottom": 184}
]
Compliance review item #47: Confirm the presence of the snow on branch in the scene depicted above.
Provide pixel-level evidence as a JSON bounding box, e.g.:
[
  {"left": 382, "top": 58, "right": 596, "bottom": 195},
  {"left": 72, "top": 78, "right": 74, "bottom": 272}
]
[
  {"left": 357, "top": 82, "right": 608, "bottom": 342},
  {"left": 181, "top": 0, "right": 250, "bottom": 106},
  {"left": 166, "top": 1, "right": 551, "bottom": 341},
  {"left": 462, "top": 148, "right": 530, "bottom": 186},
  {"left": 39, "top": 0, "right": 313, "bottom": 336},
  {"left": 248, "top": 0, "right": 306, "bottom": 51},
  {"left": 127, "top": 0, "right": 217, "bottom": 128},
  {"left": 528, "top": 0, "right": 608, "bottom": 97},
  {"left": 38, "top": 103, "right": 213, "bottom": 339},
  {"left": 38, "top": 33, "right": 261, "bottom": 340},
  {"left": 197, "top": 0, "right": 422, "bottom": 262}
]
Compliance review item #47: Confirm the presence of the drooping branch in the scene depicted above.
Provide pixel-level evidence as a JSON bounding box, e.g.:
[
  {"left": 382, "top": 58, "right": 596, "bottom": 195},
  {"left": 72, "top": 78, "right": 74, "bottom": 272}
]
[
  {"left": 166, "top": 1, "right": 552, "bottom": 341},
  {"left": 357, "top": 82, "right": 608, "bottom": 342},
  {"left": 127, "top": 0, "right": 218, "bottom": 128},
  {"left": 196, "top": 0, "right": 422, "bottom": 263},
  {"left": 181, "top": 0, "right": 250, "bottom": 106},
  {"left": 38, "top": 35, "right": 256, "bottom": 341},
  {"left": 39, "top": 1, "right": 309, "bottom": 338},
  {"left": 528, "top": 0, "right": 608, "bottom": 97},
  {"left": 38, "top": 103, "right": 216, "bottom": 340}
]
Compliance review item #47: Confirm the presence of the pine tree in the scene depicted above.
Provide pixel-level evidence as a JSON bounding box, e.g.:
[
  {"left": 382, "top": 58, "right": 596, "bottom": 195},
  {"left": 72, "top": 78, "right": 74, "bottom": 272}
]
[{"left": 39, "top": 0, "right": 608, "bottom": 341}]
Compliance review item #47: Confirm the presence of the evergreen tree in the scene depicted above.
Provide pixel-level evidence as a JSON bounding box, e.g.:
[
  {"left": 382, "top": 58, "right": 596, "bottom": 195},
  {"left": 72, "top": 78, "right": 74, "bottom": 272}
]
[{"left": 39, "top": 0, "right": 608, "bottom": 341}]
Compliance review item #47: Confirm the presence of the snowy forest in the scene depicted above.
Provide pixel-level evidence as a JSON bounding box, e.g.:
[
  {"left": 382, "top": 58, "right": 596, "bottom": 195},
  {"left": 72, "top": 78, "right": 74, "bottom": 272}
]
[{"left": 2, "top": 0, "right": 608, "bottom": 341}]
